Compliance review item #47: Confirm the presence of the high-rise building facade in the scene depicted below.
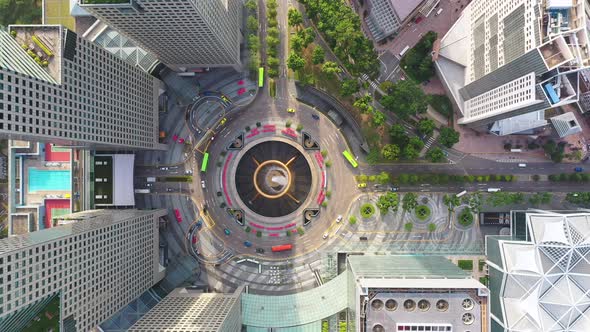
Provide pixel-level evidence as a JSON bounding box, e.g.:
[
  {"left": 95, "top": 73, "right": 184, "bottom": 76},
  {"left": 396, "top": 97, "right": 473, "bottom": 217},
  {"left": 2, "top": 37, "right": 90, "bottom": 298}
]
[
  {"left": 435, "top": 0, "right": 590, "bottom": 135},
  {"left": 0, "top": 209, "right": 166, "bottom": 331},
  {"left": 0, "top": 25, "right": 163, "bottom": 149},
  {"left": 364, "top": 0, "right": 424, "bottom": 42},
  {"left": 79, "top": 0, "right": 242, "bottom": 71}
]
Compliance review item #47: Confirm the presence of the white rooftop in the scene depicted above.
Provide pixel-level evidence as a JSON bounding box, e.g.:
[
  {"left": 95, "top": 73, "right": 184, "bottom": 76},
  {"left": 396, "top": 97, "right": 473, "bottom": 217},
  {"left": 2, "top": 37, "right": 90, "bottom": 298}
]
[{"left": 497, "top": 212, "right": 590, "bottom": 331}]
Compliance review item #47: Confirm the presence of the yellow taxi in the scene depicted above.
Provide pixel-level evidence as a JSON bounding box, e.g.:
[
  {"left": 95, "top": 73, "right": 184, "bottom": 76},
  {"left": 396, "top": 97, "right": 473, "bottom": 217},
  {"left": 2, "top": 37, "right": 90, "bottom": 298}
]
[
  {"left": 357, "top": 183, "right": 367, "bottom": 188},
  {"left": 287, "top": 108, "right": 296, "bottom": 113},
  {"left": 220, "top": 117, "right": 227, "bottom": 126}
]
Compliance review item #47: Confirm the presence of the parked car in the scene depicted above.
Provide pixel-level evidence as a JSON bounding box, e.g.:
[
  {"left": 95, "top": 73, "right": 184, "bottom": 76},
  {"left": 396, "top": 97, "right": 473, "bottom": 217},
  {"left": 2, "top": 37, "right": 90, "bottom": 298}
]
[
  {"left": 166, "top": 188, "right": 173, "bottom": 192},
  {"left": 575, "top": 167, "right": 584, "bottom": 172}
]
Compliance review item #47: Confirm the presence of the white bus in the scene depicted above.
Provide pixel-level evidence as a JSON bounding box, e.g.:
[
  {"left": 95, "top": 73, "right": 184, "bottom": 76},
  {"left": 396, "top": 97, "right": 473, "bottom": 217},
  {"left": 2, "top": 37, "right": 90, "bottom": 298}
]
[
  {"left": 456, "top": 190, "right": 467, "bottom": 198},
  {"left": 399, "top": 45, "right": 410, "bottom": 57},
  {"left": 487, "top": 188, "right": 501, "bottom": 192}
]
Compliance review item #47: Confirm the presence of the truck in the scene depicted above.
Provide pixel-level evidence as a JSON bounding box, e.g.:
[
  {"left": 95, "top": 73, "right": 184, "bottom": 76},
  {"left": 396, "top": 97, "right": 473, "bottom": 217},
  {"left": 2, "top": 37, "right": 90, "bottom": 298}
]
[
  {"left": 146, "top": 177, "right": 156, "bottom": 183},
  {"left": 134, "top": 189, "right": 150, "bottom": 194}
]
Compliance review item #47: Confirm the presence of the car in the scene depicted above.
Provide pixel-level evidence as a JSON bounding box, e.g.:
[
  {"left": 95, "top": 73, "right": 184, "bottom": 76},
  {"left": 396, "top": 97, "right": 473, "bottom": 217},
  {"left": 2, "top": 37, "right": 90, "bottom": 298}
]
[
  {"left": 336, "top": 215, "right": 343, "bottom": 223},
  {"left": 256, "top": 248, "right": 265, "bottom": 254},
  {"left": 575, "top": 167, "right": 584, "bottom": 172},
  {"left": 322, "top": 232, "right": 329, "bottom": 240},
  {"left": 146, "top": 183, "right": 153, "bottom": 187},
  {"left": 178, "top": 138, "right": 185, "bottom": 144},
  {"left": 195, "top": 220, "right": 203, "bottom": 229},
  {"left": 287, "top": 108, "right": 296, "bottom": 113},
  {"left": 357, "top": 183, "right": 367, "bottom": 188},
  {"left": 224, "top": 228, "right": 231, "bottom": 236},
  {"left": 172, "top": 134, "right": 178, "bottom": 142},
  {"left": 201, "top": 180, "right": 206, "bottom": 189},
  {"left": 244, "top": 241, "right": 252, "bottom": 247},
  {"left": 166, "top": 188, "right": 173, "bottom": 192},
  {"left": 312, "top": 114, "right": 320, "bottom": 120},
  {"left": 185, "top": 170, "right": 193, "bottom": 175},
  {"left": 160, "top": 167, "right": 169, "bottom": 171},
  {"left": 220, "top": 117, "right": 227, "bottom": 126},
  {"left": 389, "top": 186, "right": 399, "bottom": 192}
]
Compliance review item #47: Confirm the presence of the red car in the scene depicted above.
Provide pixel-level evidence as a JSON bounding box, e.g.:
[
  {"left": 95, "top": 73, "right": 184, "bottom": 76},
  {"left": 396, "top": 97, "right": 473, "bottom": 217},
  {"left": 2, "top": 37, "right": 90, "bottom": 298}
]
[
  {"left": 178, "top": 138, "right": 185, "bottom": 144},
  {"left": 174, "top": 209, "right": 182, "bottom": 223},
  {"left": 192, "top": 235, "right": 198, "bottom": 244},
  {"left": 172, "top": 134, "right": 178, "bottom": 142}
]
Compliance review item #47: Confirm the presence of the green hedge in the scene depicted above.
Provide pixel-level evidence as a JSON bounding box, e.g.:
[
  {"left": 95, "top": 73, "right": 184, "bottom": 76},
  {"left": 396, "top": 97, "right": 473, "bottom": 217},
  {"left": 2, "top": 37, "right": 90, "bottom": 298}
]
[
  {"left": 458, "top": 260, "right": 473, "bottom": 271},
  {"left": 360, "top": 203, "right": 375, "bottom": 218}
]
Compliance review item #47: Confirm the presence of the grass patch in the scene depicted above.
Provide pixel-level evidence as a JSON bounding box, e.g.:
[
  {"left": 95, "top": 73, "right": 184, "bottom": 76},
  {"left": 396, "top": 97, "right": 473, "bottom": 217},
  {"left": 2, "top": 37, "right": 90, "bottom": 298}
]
[
  {"left": 360, "top": 203, "right": 375, "bottom": 218},
  {"left": 479, "top": 276, "right": 489, "bottom": 286},
  {"left": 349, "top": 215, "right": 357, "bottom": 225},
  {"left": 428, "top": 223, "right": 436, "bottom": 232},
  {"left": 478, "top": 259, "right": 486, "bottom": 272},
  {"left": 415, "top": 205, "right": 431, "bottom": 220},
  {"left": 427, "top": 94, "right": 453, "bottom": 120},
  {"left": 400, "top": 31, "right": 437, "bottom": 82},
  {"left": 269, "top": 79, "right": 276, "bottom": 97},
  {"left": 23, "top": 295, "right": 59, "bottom": 331},
  {"left": 458, "top": 259, "right": 473, "bottom": 271},
  {"left": 458, "top": 208, "right": 474, "bottom": 227}
]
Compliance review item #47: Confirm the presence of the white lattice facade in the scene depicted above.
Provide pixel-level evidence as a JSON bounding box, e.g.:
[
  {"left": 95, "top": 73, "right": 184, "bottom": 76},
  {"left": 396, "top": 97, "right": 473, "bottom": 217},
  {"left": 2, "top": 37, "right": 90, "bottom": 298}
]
[
  {"left": 80, "top": 0, "right": 241, "bottom": 70},
  {"left": 0, "top": 209, "right": 166, "bottom": 331},
  {"left": 0, "top": 26, "right": 161, "bottom": 149}
]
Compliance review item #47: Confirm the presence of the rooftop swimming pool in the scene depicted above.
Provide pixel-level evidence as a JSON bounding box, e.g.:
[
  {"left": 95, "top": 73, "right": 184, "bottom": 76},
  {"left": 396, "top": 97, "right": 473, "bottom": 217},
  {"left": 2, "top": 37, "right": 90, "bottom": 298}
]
[{"left": 28, "top": 168, "right": 71, "bottom": 192}]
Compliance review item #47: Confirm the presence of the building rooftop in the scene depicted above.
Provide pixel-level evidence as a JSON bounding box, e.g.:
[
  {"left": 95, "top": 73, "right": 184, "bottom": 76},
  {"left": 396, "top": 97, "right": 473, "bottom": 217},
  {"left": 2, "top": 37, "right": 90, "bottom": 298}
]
[
  {"left": 551, "top": 112, "right": 582, "bottom": 137},
  {"left": 489, "top": 211, "right": 590, "bottom": 331},
  {"left": 348, "top": 255, "right": 470, "bottom": 280}
]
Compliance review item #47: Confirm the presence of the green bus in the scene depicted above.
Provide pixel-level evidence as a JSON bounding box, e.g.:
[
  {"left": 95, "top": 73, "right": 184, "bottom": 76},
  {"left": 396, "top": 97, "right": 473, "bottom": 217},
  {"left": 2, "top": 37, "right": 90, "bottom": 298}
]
[
  {"left": 342, "top": 150, "right": 358, "bottom": 168},
  {"left": 258, "top": 67, "right": 264, "bottom": 87},
  {"left": 201, "top": 152, "right": 209, "bottom": 172}
]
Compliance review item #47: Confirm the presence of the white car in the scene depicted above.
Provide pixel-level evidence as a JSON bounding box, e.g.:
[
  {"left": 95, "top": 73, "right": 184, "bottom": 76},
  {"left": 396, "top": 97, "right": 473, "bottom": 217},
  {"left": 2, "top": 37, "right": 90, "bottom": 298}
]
[
  {"left": 201, "top": 180, "right": 206, "bottom": 189},
  {"left": 336, "top": 215, "right": 343, "bottom": 223},
  {"left": 322, "top": 232, "right": 329, "bottom": 240},
  {"left": 160, "top": 167, "right": 169, "bottom": 171}
]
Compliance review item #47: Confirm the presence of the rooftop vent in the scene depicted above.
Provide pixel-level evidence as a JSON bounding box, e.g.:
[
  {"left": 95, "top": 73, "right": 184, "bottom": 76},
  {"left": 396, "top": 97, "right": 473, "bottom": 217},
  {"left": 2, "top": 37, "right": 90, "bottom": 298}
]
[
  {"left": 385, "top": 299, "right": 398, "bottom": 311},
  {"left": 404, "top": 299, "right": 416, "bottom": 312},
  {"left": 436, "top": 299, "right": 449, "bottom": 312},
  {"left": 371, "top": 299, "right": 384, "bottom": 311}
]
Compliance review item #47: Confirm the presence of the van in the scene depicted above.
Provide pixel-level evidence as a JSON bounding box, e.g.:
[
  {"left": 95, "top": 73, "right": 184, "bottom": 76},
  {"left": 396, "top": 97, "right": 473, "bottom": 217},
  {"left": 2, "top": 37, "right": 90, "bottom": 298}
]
[
  {"left": 518, "top": 163, "right": 526, "bottom": 168},
  {"left": 435, "top": 8, "right": 443, "bottom": 16}
]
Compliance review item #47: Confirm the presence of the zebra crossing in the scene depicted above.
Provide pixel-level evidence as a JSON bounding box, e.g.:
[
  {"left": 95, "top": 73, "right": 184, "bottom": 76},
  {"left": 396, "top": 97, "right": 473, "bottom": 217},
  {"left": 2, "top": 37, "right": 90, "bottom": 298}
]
[
  {"left": 496, "top": 158, "right": 528, "bottom": 163},
  {"left": 361, "top": 74, "right": 380, "bottom": 90},
  {"left": 424, "top": 136, "right": 436, "bottom": 149}
]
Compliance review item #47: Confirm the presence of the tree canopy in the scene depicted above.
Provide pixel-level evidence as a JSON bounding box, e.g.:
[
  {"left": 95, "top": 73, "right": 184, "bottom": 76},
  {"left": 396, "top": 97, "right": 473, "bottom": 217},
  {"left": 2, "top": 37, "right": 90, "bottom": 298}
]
[
  {"left": 288, "top": 8, "right": 303, "bottom": 26},
  {"left": 439, "top": 127, "right": 460, "bottom": 148},
  {"left": 380, "top": 80, "right": 428, "bottom": 119}
]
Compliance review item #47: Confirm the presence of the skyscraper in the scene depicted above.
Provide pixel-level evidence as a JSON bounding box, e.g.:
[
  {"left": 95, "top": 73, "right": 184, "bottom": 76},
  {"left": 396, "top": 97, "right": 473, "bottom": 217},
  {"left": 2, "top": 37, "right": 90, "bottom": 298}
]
[
  {"left": 364, "top": 0, "right": 424, "bottom": 42},
  {"left": 0, "top": 209, "right": 166, "bottom": 331},
  {"left": 79, "top": 0, "right": 242, "bottom": 71},
  {"left": 0, "top": 25, "right": 163, "bottom": 149},
  {"left": 435, "top": 0, "right": 590, "bottom": 135}
]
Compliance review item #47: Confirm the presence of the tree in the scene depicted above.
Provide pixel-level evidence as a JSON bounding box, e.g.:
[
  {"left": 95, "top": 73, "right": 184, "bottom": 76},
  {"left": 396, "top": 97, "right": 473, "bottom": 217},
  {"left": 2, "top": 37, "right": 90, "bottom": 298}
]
[
  {"left": 267, "top": 56, "right": 280, "bottom": 69},
  {"left": 299, "top": 27, "right": 316, "bottom": 47},
  {"left": 267, "top": 35, "right": 280, "bottom": 48},
  {"left": 312, "top": 46, "right": 325, "bottom": 64},
  {"left": 443, "top": 194, "right": 461, "bottom": 211},
  {"left": 380, "top": 80, "right": 428, "bottom": 119},
  {"left": 340, "top": 79, "right": 360, "bottom": 97},
  {"left": 377, "top": 192, "right": 399, "bottom": 214},
  {"left": 376, "top": 171, "right": 391, "bottom": 184},
  {"left": 247, "top": 34, "right": 259, "bottom": 51},
  {"left": 287, "top": 8, "right": 303, "bottom": 26},
  {"left": 321, "top": 61, "right": 342, "bottom": 77},
  {"left": 372, "top": 111, "right": 386, "bottom": 127},
  {"left": 353, "top": 94, "right": 373, "bottom": 113},
  {"left": 389, "top": 124, "right": 409, "bottom": 147},
  {"left": 245, "top": 0, "right": 257, "bottom": 12},
  {"left": 417, "top": 118, "right": 436, "bottom": 136},
  {"left": 287, "top": 52, "right": 306, "bottom": 71},
  {"left": 268, "top": 27, "right": 279, "bottom": 38},
  {"left": 247, "top": 16, "right": 258, "bottom": 32},
  {"left": 426, "top": 147, "right": 445, "bottom": 162},
  {"left": 379, "top": 81, "right": 394, "bottom": 94},
  {"left": 381, "top": 144, "right": 400, "bottom": 161},
  {"left": 402, "top": 193, "right": 418, "bottom": 211},
  {"left": 403, "top": 145, "right": 419, "bottom": 160},
  {"left": 439, "top": 127, "right": 460, "bottom": 148},
  {"left": 408, "top": 137, "right": 424, "bottom": 151}
]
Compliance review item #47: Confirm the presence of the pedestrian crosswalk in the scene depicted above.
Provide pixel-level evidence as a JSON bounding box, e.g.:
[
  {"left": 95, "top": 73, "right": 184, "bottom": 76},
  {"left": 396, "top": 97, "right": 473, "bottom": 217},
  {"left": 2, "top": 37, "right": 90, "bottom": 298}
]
[
  {"left": 424, "top": 136, "right": 436, "bottom": 149},
  {"left": 496, "top": 158, "right": 528, "bottom": 163},
  {"left": 361, "top": 74, "right": 380, "bottom": 90}
]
